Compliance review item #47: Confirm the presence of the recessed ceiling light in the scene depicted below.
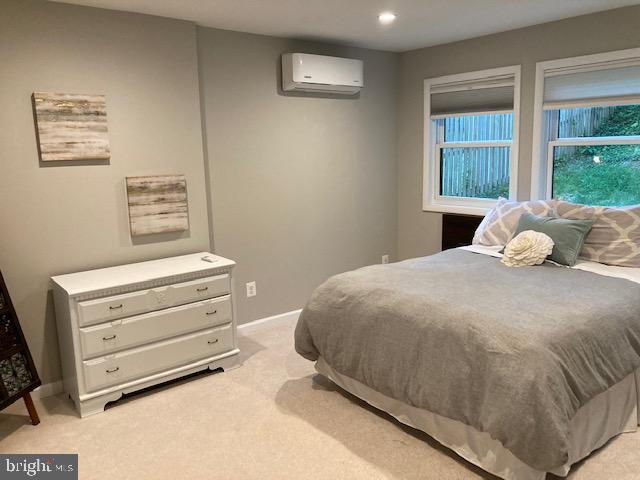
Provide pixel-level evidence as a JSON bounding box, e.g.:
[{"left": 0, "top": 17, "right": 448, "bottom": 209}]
[{"left": 378, "top": 12, "right": 396, "bottom": 25}]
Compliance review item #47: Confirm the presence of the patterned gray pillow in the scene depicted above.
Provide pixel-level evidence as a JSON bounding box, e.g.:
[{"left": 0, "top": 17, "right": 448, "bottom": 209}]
[
  {"left": 472, "top": 198, "right": 557, "bottom": 246},
  {"left": 554, "top": 201, "right": 640, "bottom": 268}
]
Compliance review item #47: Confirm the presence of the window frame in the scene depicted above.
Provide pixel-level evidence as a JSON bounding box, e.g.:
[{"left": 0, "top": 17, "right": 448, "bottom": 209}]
[
  {"left": 423, "top": 66, "right": 521, "bottom": 215},
  {"left": 531, "top": 47, "right": 640, "bottom": 201}
]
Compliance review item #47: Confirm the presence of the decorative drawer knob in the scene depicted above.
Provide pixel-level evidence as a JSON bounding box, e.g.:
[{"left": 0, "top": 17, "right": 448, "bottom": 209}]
[
  {"left": 105, "top": 367, "right": 120, "bottom": 373},
  {"left": 196, "top": 287, "right": 209, "bottom": 292},
  {"left": 109, "top": 304, "right": 123, "bottom": 310},
  {"left": 102, "top": 335, "right": 117, "bottom": 341},
  {"left": 208, "top": 339, "right": 219, "bottom": 344},
  {"left": 206, "top": 310, "right": 218, "bottom": 316}
]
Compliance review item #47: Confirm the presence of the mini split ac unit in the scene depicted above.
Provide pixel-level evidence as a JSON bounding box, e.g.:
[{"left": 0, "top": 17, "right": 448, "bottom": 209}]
[{"left": 282, "top": 53, "right": 364, "bottom": 95}]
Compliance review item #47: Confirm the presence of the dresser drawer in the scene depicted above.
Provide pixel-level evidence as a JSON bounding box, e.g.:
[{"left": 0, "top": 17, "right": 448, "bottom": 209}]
[
  {"left": 79, "top": 295, "right": 232, "bottom": 359},
  {"left": 82, "top": 324, "right": 233, "bottom": 393},
  {"left": 77, "top": 274, "right": 230, "bottom": 327}
]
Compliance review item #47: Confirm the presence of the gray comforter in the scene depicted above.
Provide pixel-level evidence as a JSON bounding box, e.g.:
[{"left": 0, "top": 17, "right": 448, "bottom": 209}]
[{"left": 295, "top": 249, "right": 640, "bottom": 471}]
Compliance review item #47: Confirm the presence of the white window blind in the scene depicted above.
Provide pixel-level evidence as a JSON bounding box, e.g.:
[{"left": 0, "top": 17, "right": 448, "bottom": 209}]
[
  {"left": 430, "top": 75, "right": 515, "bottom": 116},
  {"left": 543, "top": 58, "right": 640, "bottom": 110}
]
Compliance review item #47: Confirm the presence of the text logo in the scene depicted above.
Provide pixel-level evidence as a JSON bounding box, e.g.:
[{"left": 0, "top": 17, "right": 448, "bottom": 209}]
[{"left": 1, "top": 455, "right": 77, "bottom": 479}]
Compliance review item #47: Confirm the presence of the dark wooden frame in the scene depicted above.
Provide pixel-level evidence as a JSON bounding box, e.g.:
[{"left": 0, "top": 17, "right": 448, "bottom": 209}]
[
  {"left": 442, "top": 213, "right": 483, "bottom": 251},
  {"left": 0, "top": 270, "right": 41, "bottom": 425}
]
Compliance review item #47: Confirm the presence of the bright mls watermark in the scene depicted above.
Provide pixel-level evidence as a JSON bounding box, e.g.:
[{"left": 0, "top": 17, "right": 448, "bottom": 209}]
[{"left": 0, "top": 455, "right": 77, "bottom": 479}]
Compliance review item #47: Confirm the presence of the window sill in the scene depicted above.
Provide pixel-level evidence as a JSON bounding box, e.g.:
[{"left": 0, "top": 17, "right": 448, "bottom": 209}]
[{"left": 422, "top": 202, "right": 492, "bottom": 216}]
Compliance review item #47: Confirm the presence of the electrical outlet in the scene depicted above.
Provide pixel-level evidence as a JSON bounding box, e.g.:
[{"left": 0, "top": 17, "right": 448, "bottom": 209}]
[
  {"left": 246, "top": 281, "right": 256, "bottom": 298},
  {"left": 382, "top": 254, "right": 389, "bottom": 264}
]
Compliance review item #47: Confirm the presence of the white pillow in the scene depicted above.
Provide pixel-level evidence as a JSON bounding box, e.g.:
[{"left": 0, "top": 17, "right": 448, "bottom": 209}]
[
  {"left": 501, "top": 230, "right": 555, "bottom": 267},
  {"left": 473, "top": 198, "right": 557, "bottom": 247}
]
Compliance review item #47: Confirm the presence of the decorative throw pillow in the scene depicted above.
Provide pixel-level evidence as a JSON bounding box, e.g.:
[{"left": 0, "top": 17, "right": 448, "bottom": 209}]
[
  {"left": 501, "top": 230, "right": 555, "bottom": 267},
  {"left": 472, "top": 198, "right": 557, "bottom": 246},
  {"left": 554, "top": 201, "right": 640, "bottom": 268},
  {"left": 512, "top": 213, "right": 595, "bottom": 266}
]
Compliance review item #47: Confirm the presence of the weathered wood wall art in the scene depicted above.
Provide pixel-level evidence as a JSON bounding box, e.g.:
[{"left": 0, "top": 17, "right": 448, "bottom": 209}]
[
  {"left": 33, "top": 92, "right": 110, "bottom": 162},
  {"left": 126, "top": 175, "right": 189, "bottom": 236}
]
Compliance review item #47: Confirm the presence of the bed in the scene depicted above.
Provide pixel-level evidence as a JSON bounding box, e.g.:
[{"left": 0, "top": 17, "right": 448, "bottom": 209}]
[{"left": 294, "top": 245, "right": 640, "bottom": 480}]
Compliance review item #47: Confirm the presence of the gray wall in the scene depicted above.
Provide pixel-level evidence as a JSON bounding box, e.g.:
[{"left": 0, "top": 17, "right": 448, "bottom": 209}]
[
  {"left": 197, "top": 28, "right": 398, "bottom": 324},
  {"left": 0, "top": 0, "right": 210, "bottom": 384},
  {"left": 397, "top": 6, "right": 640, "bottom": 260},
  {"left": 0, "top": 1, "right": 398, "bottom": 386}
]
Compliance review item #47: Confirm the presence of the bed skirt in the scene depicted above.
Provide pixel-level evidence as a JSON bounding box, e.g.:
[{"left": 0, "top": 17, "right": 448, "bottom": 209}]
[{"left": 315, "top": 357, "right": 639, "bottom": 480}]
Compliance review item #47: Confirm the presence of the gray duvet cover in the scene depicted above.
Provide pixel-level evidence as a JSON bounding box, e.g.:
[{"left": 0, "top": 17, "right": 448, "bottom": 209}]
[{"left": 294, "top": 249, "right": 640, "bottom": 471}]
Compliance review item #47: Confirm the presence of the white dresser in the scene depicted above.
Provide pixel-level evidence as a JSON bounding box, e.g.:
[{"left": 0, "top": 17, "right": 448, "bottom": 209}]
[{"left": 52, "top": 252, "right": 239, "bottom": 417}]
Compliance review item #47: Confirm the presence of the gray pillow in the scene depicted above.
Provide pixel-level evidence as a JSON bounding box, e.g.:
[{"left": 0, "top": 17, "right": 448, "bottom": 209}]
[
  {"left": 472, "top": 198, "right": 556, "bottom": 246},
  {"left": 554, "top": 201, "right": 640, "bottom": 268},
  {"left": 513, "top": 213, "right": 595, "bottom": 266}
]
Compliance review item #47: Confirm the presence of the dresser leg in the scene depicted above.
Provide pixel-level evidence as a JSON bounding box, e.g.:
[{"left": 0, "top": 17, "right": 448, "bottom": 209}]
[
  {"left": 23, "top": 393, "right": 40, "bottom": 426},
  {"left": 78, "top": 392, "right": 122, "bottom": 418},
  {"left": 212, "top": 351, "right": 241, "bottom": 371}
]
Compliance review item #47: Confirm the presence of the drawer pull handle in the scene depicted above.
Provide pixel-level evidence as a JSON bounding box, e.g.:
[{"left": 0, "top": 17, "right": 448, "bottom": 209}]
[
  {"left": 208, "top": 339, "right": 219, "bottom": 344},
  {"left": 109, "top": 304, "right": 123, "bottom": 310},
  {"left": 106, "top": 367, "right": 120, "bottom": 374},
  {"left": 102, "top": 335, "right": 117, "bottom": 341},
  {"left": 196, "top": 287, "right": 209, "bottom": 292},
  {"left": 206, "top": 310, "right": 218, "bottom": 316}
]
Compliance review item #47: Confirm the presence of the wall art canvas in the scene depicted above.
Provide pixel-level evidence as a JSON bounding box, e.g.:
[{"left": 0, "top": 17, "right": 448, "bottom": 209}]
[
  {"left": 32, "top": 92, "right": 110, "bottom": 162},
  {"left": 126, "top": 175, "right": 189, "bottom": 236}
]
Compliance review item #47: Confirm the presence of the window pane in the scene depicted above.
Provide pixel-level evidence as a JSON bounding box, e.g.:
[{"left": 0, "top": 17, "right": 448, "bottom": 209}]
[
  {"left": 440, "top": 147, "right": 510, "bottom": 199},
  {"left": 443, "top": 113, "right": 513, "bottom": 142},
  {"left": 552, "top": 144, "right": 640, "bottom": 206},
  {"left": 558, "top": 105, "right": 640, "bottom": 138}
]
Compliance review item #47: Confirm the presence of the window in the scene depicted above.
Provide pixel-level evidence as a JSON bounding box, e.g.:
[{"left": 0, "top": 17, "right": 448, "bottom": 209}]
[
  {"left": 436, "top": 113, "right": 512, "bottom": 199},
  {"left": 548, "top": 105, "right": 640, "bottom": 206},
  {"left": 424, "top": 66, "right": 520, "bottom": 215},
  {"left": 532, "top": 48, "right": 640, "bottom": 206}
]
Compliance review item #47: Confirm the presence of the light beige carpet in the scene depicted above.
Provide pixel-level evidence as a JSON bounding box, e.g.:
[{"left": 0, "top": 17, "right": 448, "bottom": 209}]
[{"left": 2, "top": 316, "right": 640, "bottom": 479}]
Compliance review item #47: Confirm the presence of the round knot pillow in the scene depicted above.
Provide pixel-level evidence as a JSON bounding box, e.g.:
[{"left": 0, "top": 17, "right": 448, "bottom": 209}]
[{"left": 501, "top": 230, "right": 554, "bottom": 267}]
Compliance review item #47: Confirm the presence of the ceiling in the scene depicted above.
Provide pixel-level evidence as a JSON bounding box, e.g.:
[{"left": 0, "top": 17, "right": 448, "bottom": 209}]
[{"left": 50, "top": 0, "right": 640, "bottom": 52}]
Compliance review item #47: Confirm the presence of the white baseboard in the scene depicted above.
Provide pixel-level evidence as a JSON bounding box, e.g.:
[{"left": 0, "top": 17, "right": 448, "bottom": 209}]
[
  {"left": 30, "top": 309, "right": 302, "bottom": 400},
  {"left": 238, "top": 308, "right": 302, "bottom": 330},
  {"left": 31, "top": 380, "right": 64, "bottom": 400}
]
